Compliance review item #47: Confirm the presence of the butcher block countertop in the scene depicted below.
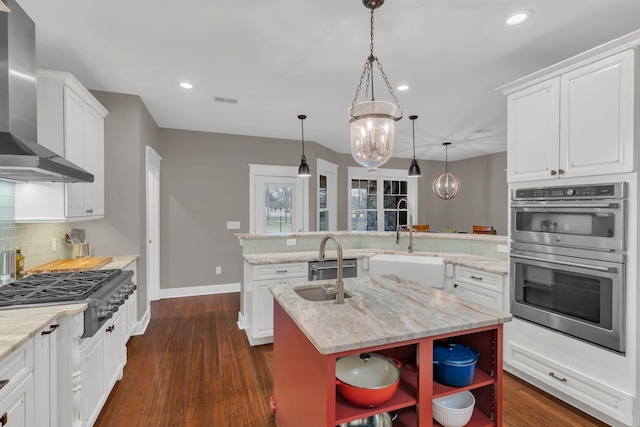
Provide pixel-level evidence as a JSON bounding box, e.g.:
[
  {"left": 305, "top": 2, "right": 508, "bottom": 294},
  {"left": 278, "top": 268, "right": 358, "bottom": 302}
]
[
  {"left": 269, "top": 275, "right": 512, "bottom": 354},
  {"left": 0, "top": 304, "right": 87, "bottom": 362},
  {"left": 27, "top": 257, "right": 114, "bottom": 274}
]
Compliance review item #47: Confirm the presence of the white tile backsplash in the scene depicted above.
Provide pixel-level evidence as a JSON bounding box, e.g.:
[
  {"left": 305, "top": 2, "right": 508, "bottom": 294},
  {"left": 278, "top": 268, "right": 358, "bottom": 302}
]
[{"left": 0, "top": 181, "right": 71, "bottom": 270}]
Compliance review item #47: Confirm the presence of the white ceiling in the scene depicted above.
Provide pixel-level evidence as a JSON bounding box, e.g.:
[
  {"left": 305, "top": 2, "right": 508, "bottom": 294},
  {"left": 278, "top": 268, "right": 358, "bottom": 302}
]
[{"left": 17, "top": 0, "right": 640, "bottom": 161}]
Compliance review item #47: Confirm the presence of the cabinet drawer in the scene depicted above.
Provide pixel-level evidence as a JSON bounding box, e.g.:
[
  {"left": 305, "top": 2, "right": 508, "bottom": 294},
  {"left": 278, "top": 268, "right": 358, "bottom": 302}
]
[
  {"left": 253, "top": 262, "right": 308, "bottom": 281},
  {"left": 506, "top": 341, "right": 633, "bottom": 425},
  {"left": 454, "top": 267, "right": 503, "bottom": 292},
  {"left": 0, "top": 340, "right": 34, "bottom": 402}
]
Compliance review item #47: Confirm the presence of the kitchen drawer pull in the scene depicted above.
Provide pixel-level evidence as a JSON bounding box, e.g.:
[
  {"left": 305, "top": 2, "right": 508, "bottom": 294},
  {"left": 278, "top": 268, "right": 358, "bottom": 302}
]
[
  {"left": 548, "top": 372, "right": 567, "bottom": 383},
  {"left": 550, "top": 170, "right": 557, "bottom": 176},
  {"left": 558, "top": 169, "right": 565, "bottom": 175},
  {"left": 0, "top": 379, "right": 8, "bottom": 391},
  {"left": 470, "top": 275, "right": 483, "bottom": 280},
  {"left": 1, "top": 412, "right": 7, "bottom": 426},
  {"left": 311, "top": 264, "right": 356, "bottom": 271},
  {"left": 42, "top": 324, "right": 60, "bottom": 335},
  {"left": 106, "top": 325, "right": 115, "bottom": 333},
  {"left": 86, "top": 208, "right": 94, "bottom": 213},
  {"left": 276, "top": 269, "right": 288, "bottom": 273}
]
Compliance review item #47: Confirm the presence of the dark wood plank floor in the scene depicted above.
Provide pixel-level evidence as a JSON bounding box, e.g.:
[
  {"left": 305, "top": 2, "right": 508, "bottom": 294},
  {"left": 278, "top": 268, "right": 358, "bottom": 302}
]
[{"left": 94, "top": 293, "right": 608, "bottom": 427}]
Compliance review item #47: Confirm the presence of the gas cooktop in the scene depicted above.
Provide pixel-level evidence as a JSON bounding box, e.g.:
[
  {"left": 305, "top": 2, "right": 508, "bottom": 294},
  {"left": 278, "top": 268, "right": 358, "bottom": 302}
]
[{"left": 0, "top": 269, "right": 121, "bottom": 307}]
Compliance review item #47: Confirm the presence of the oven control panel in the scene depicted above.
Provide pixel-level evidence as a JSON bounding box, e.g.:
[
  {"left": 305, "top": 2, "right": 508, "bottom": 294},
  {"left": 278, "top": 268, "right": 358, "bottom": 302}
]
[{"left": 514, "top": 183, "right": 625, "bottom": 200}]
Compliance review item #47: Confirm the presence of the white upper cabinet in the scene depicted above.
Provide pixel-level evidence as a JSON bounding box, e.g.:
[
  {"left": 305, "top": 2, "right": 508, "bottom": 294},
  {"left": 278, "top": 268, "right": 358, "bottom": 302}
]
[
  {"left": 505, "top": 49, "right": 636, "bottom": 182},
  {"left": 14, "top": 70, "right": 108, "bottom": 222},
  {"left": 559, "top": 50, "right": 635, "bottom": 177},
  {"left": 507, "top": 78, "right": 560, "bottom": 182}
]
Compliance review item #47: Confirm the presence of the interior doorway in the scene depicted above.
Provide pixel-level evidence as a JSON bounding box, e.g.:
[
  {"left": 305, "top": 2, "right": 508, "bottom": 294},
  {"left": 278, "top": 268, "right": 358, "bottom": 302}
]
[{"left": 146, "top": 146, "right": 161, "bottom": 302}]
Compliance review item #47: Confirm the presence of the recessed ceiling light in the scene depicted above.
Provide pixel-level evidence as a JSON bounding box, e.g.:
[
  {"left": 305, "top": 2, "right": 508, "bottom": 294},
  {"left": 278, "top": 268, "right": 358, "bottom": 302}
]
[
  {"left": 506, "top": 10, "right": 533, "bottom": 26},
  {"left": 397, "top": 84, "right": 411, "bottom": 91},
  {"left": 180, "top": 82, "right": 193, "bottom": 89}
]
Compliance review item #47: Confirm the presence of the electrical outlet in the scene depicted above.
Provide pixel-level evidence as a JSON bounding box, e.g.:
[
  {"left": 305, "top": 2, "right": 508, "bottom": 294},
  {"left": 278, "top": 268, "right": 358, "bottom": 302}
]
[
  {"left": 215, "top": 266, "right": 222, "bottom": 275},
  {"left": 226, "top": 221, "right": 240, "bottom": 229},
  {"left": 286, "top": 239, "right": 296, "bottom": 246},
  {"left": 497, "top": 244, "right": 508, "bottom": 253},
  {"left": 51, "top": 237, "right": 57, "bottom": 252}
]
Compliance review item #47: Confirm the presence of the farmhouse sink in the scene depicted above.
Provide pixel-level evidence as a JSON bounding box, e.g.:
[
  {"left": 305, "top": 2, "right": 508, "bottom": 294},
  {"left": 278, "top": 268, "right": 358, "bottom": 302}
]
[
  {"left": 294, "top": 285, "right": 352, "bottom": 302},
  {"left": 368, "top": 254, "right": 445, "bottom": 288}
]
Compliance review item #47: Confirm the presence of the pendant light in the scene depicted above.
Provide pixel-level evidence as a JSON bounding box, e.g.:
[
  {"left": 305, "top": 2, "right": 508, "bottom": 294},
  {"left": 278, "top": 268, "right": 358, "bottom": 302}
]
[
  {"left": 349, "top": 0, "right": 402, "bottom": 173},
  {"left": 408, "top": 115, "right": 421, "bottom": 177},
  {"left": 297, "top": 114, "right": 311, "bottom": 177},
  {"left": 432, "top": 142, "right": 460, "bottom": 199}
]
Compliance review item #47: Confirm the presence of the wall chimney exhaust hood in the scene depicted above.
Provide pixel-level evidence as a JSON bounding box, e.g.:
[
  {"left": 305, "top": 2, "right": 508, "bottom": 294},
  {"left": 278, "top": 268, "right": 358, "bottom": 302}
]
[{"left": 0, "top": 0, "right": 93, "bottom": 183}]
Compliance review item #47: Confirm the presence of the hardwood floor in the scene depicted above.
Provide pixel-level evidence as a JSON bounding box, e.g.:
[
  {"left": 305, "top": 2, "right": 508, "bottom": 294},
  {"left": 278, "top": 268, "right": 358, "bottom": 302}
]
[{"left": 94, "top": 294, "right": 608, "bottom": 427}]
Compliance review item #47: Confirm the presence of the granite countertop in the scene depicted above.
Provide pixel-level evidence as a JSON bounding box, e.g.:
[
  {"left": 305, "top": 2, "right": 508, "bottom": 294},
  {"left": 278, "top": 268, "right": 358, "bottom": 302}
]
[
  {"left": 270, "top": 276, "right": 512, "bottom": 355},
  {"left": 245, "top": 249, "right": 508, "bottom": 275},
  {"left": 0, "top": 304, "right": 87, "bottom": 362},
  {"left": 101, "top": 255, "right": 139, "bottom": 270}
]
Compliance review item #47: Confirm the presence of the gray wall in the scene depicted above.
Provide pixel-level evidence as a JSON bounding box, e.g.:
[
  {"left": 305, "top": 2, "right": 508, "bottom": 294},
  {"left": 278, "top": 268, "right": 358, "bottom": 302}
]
[
  {"left": 75, "top": 91, "right": 160, "bottom": 319},
  {"left": 76, "top": 92, "right": 507, "bottom": 294}
]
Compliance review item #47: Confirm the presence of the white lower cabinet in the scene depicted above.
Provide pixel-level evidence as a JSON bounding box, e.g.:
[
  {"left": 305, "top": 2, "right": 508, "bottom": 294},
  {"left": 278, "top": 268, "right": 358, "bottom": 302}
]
[
  {"left": 123, "top": 261, "right": 138, "bottom": 344},
  {"left": 240, "top": 261, "right": 307, "bottom": 346},
  {"left": 0, "top": 340, "right": 34, "bottom": 427},
  {"left": 33, "top": 322, "right": 61, "bottom": 427},
  {"left": 81, "top": 311, "right": 124, "bottom": 427},
  {"left": 506, "top": 335, "right": 633, "bottom": 426},
  {"left": 451, "top": 266, "right": 508, "bottom": 312}
]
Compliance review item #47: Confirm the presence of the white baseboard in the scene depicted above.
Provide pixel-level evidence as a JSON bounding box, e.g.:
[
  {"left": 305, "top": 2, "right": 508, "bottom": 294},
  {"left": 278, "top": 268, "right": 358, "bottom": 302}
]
[
  {"left": 160, "top": 282, "right": 241, "bottom": 299},
  {"left": 134, "top": 304, "right": 151, "bottom": 335},
  {"left": 237, "top": 312, "right": 248, "bottom": 330}
]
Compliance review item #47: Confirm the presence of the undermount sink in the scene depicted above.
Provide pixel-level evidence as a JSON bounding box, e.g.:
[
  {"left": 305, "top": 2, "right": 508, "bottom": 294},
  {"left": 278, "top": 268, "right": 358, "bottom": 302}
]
[{"left": 294, "top": 286, "right": 352, "bottom": 302}]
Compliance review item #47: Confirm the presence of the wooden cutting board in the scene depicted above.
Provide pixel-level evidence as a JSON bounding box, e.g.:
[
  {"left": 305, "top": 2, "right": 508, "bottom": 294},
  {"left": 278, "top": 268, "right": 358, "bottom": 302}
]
[{"left": 28, "top": 257, "right": 114, "bottom": 274}]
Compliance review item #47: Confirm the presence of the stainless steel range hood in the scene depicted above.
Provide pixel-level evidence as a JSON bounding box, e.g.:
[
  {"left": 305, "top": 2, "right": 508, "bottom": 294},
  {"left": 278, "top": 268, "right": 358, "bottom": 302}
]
[{"left": 0, "top": 0, "right": 93, "bottom": 183}]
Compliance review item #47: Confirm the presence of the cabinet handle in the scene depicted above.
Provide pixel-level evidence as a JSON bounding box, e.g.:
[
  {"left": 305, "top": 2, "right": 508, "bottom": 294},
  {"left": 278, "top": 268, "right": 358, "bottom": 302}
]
[
  {"left": 550, "top": 170, "right": 557, "bottom": 176},
  {"left": 86, "top": 208, "right": 94, "bottom": 213},
  {"left": 0, "top": 379, "right": 8, "bottom": 391},
  {"left": 106, "top": 325, "right": 115, "bottom": 333},
  {"left": 41, "top": 324, "right": 60, "bottom": 335},
  {"left": 1, "top": 412, "right": 6, "bottom": 426},
  {"left": 470, "top": 275, "right": 483, "bottom": 280},
  {"left": 453, "top": 284, "right": 458, "bottom": 288},
  {"left": 276, "top": 270, "right": 288, "bottom": 273},
  {"left": 548, "top": 372, "right": 567, "bottom": 383},
  {"left": 558, "top": 169, "right": 565, "bottom": 175}
]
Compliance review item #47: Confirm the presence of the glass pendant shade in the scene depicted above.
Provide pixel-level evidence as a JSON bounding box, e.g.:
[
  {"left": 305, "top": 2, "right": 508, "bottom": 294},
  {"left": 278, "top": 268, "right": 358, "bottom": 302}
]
[
  {"left": 349, "top": 101, "right": 400, "bottom": 172},
  {"left": 432, "top": 142, "right": 460, "bottom": 199},
  {"left": 433, "top": 172, "right": 460, "bottom": 199}
]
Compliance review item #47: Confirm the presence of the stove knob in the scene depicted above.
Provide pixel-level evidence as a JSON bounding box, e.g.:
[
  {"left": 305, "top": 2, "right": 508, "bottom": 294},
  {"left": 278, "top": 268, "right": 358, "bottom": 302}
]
[
  {"left": 97, "top": 309, "right": 113, "bottom": 321},
  {"left": 567, "top": 188, "right": 575, "bottom": 196},
  {"left": 110, "top": 297, "right": 125, "bottom": 306},
  {"left": 118, "top": 291, "right": 129, "bottom": 300}
]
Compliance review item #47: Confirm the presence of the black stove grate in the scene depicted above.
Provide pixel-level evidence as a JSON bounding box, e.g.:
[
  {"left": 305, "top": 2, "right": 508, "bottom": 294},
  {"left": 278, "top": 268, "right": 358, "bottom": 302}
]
[{"left": 0, "top": 269, "right": 122, "bottom": 306}]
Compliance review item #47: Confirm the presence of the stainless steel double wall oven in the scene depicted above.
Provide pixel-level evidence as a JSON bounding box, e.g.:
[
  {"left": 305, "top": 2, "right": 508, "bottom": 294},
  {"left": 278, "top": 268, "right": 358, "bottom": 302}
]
[{"left": 510, "top": 183, "right": 627, "bottom": 353}]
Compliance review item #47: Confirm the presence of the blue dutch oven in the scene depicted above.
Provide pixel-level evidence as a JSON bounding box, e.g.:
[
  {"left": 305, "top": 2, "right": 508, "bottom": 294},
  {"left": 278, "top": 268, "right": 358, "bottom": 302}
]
[{"left": 433, "top": 343, "right": 480, "bottom": 387}]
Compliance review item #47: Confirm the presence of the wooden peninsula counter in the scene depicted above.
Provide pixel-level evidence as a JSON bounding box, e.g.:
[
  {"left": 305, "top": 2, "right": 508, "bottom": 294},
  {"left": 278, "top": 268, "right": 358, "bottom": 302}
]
[{"left": 269, "top": 275, "right": 512, "bottom": 427}]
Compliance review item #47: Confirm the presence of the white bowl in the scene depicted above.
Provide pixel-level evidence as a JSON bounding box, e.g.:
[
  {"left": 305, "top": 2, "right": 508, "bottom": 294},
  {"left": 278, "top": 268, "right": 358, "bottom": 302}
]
[{"left": 432, "top": 390, "right": 475, "bottom": 427}]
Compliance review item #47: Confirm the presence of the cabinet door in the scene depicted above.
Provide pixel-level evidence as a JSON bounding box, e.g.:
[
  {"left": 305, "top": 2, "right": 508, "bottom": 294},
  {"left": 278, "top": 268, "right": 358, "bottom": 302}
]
[
  {"left": 253, "top": 279, "right": 279, "bottom": 338},
  {"left": 64, "top": 88, "right": 87, "bottom": 217},
  {"left": 33, "top": 324, "right": 58, "bottom": 427},
  {"left": 560, "top": 50, "right": 635, "bottom": 178},
  {"left": 104, "top": 313, "right": 124, "bottom": 390},
  {"left": 507, "top": 78, "right": 560, "bottom": 182},
  {"left": 0, "top": 375, "right": 35, "bottom": 427},
  {"left": 81, "top": 332, "right": 106, "bottom": 426},
  {"left": 453, "top": 282, "right": 503, "bottom": 311},
  {"left": 83, "top": 107, "right": 104, "bottom": 217}
]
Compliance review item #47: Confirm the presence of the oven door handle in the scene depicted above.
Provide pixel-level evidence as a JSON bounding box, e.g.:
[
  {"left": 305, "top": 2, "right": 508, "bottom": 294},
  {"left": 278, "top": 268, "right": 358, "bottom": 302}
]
[
  {"left": 510, "top": 254, "right": 618, "bottom": 273},
  {"left": 511, "top": 202, "right": 619, "bottom": 209}
]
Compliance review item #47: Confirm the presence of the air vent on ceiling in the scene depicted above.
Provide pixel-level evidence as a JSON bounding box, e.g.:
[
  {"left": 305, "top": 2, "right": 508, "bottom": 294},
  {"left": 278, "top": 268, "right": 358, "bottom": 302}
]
[{"left": 214, "top": 96, "right": 238, "bottom": 104}]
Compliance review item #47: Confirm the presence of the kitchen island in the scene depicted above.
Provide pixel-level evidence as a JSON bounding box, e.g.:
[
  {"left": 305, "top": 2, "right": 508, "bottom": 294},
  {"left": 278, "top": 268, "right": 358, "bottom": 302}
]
[{"left": 270, "top": 275, "right": 512, "bottom": 427}]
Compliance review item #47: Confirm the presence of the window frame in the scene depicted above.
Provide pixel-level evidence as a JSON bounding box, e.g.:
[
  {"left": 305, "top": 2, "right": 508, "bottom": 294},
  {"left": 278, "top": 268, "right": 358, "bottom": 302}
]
[{"left": 347, "top": 167, "right": 418, "bottom": 232}]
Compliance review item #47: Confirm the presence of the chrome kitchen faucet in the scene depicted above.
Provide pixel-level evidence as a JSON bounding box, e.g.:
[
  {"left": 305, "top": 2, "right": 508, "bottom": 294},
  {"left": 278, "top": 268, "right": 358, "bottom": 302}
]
[
  {"left": 396, "top": 198, "right": 414, "bottom": 253},
  {"left": 319, "top": 233, "right": 345, "bottom": 304}
]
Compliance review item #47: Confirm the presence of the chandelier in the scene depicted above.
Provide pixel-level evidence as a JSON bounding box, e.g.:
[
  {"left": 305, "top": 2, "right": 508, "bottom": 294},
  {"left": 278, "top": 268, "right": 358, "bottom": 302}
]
[
  {"left": 349, "top": 0, "right": 402, "bottom": 173},
  {"left": 432, "top": 142, "right": 460, "bottom": 199}
]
